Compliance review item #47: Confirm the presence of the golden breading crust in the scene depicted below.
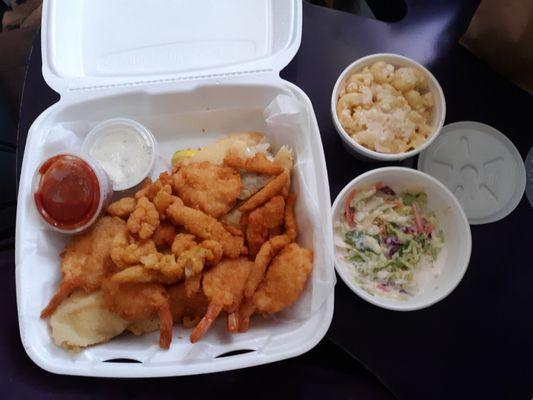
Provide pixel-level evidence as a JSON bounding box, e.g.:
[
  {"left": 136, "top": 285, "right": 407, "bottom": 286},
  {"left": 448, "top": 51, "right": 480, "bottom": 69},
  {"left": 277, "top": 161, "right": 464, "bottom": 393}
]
[
  {"left": 166, "top": 203, "right": 244, "bottom": 259},
  {"left": 239, "top": 172, "right": 288, "bottom": 212},
  {"left": 40, "top": 217, "right": 128, "bottom": 318},
  {"left": 253, "top": 243, "right": 313, "bottom": 314},
  {"left": 127, "top": 197, "right": 160, "bottom": 240},
  {"left": 173, "top": 161, "right": 242, "bottom": 218},
  {"left": 246, "top": 195, "right": 285, "bottom": 256},
  {"left": 224, "top": 153, "right": 284, "bottom": 175}
]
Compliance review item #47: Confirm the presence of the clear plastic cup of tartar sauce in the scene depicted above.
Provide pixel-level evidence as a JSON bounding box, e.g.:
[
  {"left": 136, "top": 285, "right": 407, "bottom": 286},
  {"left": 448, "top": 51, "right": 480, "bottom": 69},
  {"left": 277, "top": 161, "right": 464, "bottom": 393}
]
[{"left": 81, "top": 118, "right": 157, "bottom": 191}]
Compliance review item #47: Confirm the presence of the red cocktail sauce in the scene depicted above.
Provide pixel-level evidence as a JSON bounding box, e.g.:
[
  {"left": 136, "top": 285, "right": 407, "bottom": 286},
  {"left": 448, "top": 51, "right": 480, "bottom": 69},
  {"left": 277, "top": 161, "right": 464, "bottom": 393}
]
[{"left": 34, "top": 154, "right": 101, "bottom": 230}]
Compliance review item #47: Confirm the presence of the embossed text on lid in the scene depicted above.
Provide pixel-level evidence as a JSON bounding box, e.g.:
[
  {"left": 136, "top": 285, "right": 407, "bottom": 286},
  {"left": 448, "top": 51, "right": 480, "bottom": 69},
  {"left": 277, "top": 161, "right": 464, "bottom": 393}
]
[{"left": 418, "top": 121, "right": 526, "bottom": 225}]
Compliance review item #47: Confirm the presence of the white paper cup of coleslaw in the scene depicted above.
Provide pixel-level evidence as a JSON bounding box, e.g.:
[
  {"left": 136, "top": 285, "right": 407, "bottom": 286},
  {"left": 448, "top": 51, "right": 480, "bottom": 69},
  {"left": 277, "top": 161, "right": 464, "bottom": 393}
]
[
  {"left": 331, "top": 167, "right": 471, "bottom": 311},
  {"left": 331, "top": 53, "right": 446, "bottom": 162}
]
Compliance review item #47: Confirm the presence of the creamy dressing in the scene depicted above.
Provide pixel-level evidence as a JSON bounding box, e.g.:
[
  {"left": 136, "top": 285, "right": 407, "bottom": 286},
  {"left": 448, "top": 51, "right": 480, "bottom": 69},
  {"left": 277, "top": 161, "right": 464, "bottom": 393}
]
[
  {"left": 336, "top": 185, "right": 445, "bottom": 300},
  {"left": 89, "top": 126, "right": 153, "bottom": 190}
]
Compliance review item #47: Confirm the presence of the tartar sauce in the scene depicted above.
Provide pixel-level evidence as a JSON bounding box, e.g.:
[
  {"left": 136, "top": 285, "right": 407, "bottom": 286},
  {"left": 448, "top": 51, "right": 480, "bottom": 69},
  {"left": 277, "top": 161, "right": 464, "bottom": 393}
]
[{"left": 88, "top": 124, "right": 154, "bottom": 190}]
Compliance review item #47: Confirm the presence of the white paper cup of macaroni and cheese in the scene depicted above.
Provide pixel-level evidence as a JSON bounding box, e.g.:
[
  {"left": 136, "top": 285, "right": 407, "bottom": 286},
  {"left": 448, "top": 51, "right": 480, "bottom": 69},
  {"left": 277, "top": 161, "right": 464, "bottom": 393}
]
[{"left": 331, "top": 53, "right": 446, "bottom": 162}]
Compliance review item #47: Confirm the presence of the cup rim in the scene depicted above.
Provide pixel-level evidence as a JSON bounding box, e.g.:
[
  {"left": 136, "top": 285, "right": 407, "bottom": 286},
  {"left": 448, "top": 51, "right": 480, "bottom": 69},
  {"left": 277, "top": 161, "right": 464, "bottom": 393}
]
[
  {"left": 81, "top": 117, "right": 157, "bottom": 191},
  {"left": 331, "top": 167, "right": 472, "bottom": 311},
  {"left": 331, "top": 53, "right": 446, "bottom": 161},
  {"left": 31, "top": 152, "right": 112, "bottom": 234}
]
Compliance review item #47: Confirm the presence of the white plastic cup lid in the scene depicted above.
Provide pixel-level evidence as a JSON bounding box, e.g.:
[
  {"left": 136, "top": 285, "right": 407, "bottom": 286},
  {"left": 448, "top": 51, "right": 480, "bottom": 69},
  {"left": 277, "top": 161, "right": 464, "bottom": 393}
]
[
  {"left": 526, "top": 146, "right": 533, "bottom": 208},
  {"left": 418, "top": 121, "right": 526, "bottom": 225}
]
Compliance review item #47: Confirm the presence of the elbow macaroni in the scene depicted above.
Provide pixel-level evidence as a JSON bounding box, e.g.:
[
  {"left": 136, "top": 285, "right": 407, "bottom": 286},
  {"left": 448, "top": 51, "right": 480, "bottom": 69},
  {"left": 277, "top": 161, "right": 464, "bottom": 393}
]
[{"left": 337, "top": 61, "right": 434, "bottom": 154}]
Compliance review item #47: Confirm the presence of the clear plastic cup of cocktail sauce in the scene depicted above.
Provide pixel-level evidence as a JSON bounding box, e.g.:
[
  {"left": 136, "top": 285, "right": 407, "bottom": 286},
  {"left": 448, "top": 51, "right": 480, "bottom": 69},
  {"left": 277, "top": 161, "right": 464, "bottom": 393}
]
[{"left": 32, "top": 153, "right": 113, "bottom": 233}]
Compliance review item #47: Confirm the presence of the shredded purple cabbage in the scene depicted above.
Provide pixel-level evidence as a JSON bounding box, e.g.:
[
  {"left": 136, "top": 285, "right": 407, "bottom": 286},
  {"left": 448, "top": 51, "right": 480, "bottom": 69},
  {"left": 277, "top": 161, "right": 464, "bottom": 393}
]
[
  {"left": 382, "top": 236, "right": 402, "bottom": 258},
  {"left": 378, "top": 185, "right": 396, "bottom": 196}
]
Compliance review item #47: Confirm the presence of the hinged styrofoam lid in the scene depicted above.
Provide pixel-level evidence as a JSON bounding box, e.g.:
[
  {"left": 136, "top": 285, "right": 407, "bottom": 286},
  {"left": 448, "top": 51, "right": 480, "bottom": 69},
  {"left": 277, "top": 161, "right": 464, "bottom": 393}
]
[
  {"left": 41, "top": 0, "right": 302, "bottom": 93},
  {"left": 418, "top": 121, "right": 526, "bottom": 225}
]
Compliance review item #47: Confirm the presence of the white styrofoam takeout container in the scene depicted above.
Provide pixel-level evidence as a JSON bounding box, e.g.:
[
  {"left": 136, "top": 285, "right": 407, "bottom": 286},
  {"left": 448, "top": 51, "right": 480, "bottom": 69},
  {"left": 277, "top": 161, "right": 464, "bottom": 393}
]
[
  {"left": 331, "top": 53, "right": 446, "bottom": 161},
  {"left": 332, "top": 167, "right": 471, "bottom": 311},
  {"left": 15, "top": 0, "right": 335, "bottom": 377}
]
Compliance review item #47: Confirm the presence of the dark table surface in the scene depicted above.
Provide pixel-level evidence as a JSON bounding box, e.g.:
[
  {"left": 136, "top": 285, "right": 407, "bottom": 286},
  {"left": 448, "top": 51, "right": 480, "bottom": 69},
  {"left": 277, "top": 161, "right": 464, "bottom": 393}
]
[{"left": 6, "top": 1, "right": 533, "bottom": 399}]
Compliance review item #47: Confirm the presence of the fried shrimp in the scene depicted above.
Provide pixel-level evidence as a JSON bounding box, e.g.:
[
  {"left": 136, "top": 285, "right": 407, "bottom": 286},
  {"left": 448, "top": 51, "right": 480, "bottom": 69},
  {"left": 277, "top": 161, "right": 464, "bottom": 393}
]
[
  {"left": 167, "top": 203, "right": 244, "bottom": 258},
  {"left": 190, "top": 258, "right": 252, "bottom": 343},
  {"left": 42, "top": 133, "right": 312, "bottom": 347},
  {"left": 239, "top": 172, "right": 288, "bottom": 212},
  {"left": 168, "top": 284, "right": 208, "bottom": 328},
  {"left": 246, "top": 195, "right": 285, "bottom": 256},
  {"left": 101, "top": 279, "right": 173, "bottom": 349},
  {"left": 41, "top": 217, "right": 128, "bottom": 318},
  {"left": 224, "top": 152, "right": 284, "bottom": 175},
  {"left": 173, "top": 161, "right": 242, "bottom": 218},
  {"left": 127, "top": 197, "right": 160, "bottom": 240},
  {"left": 238, "top": 244, "right": 313, "bottom": 332},
  {"left": 107, "top": 197, "right": 136, "bottom": 218},
  {"left": 254, "top": 243, "right": 313, "bottom": 313}
]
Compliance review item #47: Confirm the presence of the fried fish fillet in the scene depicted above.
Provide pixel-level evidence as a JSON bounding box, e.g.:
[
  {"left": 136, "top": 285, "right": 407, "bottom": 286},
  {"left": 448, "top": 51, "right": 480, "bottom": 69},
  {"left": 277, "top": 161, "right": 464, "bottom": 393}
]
[{"left": 173, "top": 161, "right": 242, "bottom": 218}]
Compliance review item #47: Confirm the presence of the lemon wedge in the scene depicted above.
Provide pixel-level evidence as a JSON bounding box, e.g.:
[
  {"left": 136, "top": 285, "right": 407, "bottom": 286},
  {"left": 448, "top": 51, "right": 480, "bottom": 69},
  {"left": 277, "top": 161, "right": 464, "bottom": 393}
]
[{"left": 171, "top": 149, "right": 199, "bottom": 166}]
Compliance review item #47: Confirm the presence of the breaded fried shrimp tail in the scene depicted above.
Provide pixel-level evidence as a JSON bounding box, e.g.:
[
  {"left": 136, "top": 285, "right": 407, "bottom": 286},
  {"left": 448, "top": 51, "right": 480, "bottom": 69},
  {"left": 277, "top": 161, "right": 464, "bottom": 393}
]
[
  {"left": 190, "top": 303, "right": 223, "bottom": 343},
  {"left": 40, "top": 277, "right": 81, "bottom": 318},
  {"left": 158, "top": 301, "right": 173, "bottom": 349}
]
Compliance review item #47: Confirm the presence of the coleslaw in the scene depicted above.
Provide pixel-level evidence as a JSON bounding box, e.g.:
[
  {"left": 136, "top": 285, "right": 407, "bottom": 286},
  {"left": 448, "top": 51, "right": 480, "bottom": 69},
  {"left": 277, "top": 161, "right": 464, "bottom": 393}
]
[{"left": 335, "top": 182, "right": 444, "bottom": 299}]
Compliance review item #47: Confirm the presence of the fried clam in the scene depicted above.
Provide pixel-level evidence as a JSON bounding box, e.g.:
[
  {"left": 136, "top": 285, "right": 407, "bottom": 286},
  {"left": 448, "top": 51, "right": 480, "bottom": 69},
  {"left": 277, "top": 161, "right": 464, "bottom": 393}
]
[
  {"left": 111, "top": 236, "right": 223, "bottom": 290},
  {"left": 173, "top": 161, "right": 242, "bottom": 218},
  {"left": 190, "top": 258, "right": 253, "bottom": 343},
  {"left": 101, "top": 279, "right": 173, "bottom": 349},
  {"left": 41, "top": 216, "right": 128, "bottom": 318},
  {"left": 135, "top": 172, "right": 173, "bottom": 201},
  {"left": 110, "top": 237, "right": 158, "bottom": 270},
  {"left": 152, "top": 184, "right": 183, "bottom": 219},
  {"left": 238, "top": 243, "right": 313, "bottom": 332},
  {"left": 152, "top": 221, "right": 177, "bottom": 250},
  {"left": 127, "top": 197, "right": 160, "bottom": 240},
  {"left": 107, "top": 197, "right": 136, "bottom": 219}
]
